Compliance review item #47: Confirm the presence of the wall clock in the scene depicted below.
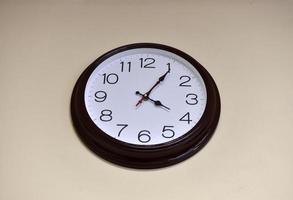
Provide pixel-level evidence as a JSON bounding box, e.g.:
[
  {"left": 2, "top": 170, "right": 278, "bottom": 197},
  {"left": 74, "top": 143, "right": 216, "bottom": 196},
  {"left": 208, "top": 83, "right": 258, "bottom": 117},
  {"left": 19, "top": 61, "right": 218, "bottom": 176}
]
[{"left": 71, "top": 43, "right": 220, "bottom": 169}]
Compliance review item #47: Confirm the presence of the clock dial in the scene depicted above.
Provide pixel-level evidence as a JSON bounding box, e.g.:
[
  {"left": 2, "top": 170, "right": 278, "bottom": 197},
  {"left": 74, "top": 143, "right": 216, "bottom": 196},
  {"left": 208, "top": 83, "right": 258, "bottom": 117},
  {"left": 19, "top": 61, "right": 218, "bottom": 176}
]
[
  {"left": 71, "top": 43, "right": 220, "bottom": 169},
  {"left": 84, "top": 48, "right": 207, "bottom": 145}
]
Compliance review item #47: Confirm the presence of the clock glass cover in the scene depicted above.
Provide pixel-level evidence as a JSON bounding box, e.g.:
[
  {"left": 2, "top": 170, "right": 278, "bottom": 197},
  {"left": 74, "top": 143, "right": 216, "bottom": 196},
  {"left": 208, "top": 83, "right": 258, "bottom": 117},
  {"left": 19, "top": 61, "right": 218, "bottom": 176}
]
[{"left": 71, "top": 43, "right": 220, "bottom": 169}]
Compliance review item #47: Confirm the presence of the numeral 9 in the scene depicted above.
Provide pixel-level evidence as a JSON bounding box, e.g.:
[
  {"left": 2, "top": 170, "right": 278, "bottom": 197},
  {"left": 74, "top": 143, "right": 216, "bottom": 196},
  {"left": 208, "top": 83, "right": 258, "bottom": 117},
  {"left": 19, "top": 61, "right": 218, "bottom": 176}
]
[{"left": 94, "top": 91, "right": 107, "bottom": 102}]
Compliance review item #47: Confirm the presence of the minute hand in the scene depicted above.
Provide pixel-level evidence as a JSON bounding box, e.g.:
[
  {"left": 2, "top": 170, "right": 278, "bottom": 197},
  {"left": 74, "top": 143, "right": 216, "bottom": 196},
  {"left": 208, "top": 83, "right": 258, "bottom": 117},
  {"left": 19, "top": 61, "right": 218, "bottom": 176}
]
[
  {"left": 135, "top": 66, "right": 170, "bottom": 106},
  {"left": 145, "top": 67, "right": 170, "bottom": 96}
]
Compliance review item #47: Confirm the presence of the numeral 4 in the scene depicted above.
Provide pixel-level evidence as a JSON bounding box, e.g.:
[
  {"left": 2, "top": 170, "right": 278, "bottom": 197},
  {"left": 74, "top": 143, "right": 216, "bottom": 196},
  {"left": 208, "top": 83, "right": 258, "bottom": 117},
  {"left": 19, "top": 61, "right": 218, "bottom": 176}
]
[{"left": 179, "top": 112, "right": 192, "bottom": 124}]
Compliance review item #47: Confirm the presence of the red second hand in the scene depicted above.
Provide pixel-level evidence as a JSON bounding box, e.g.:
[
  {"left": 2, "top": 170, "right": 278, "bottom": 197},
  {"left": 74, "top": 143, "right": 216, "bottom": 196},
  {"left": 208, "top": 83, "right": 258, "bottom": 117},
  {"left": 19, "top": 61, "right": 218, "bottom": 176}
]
[
  {"left": 135, "top": 83, "right": 157, "bottom": 106},
  {"left": 135, "top": 97, "right": 144, "bottom": 106}
]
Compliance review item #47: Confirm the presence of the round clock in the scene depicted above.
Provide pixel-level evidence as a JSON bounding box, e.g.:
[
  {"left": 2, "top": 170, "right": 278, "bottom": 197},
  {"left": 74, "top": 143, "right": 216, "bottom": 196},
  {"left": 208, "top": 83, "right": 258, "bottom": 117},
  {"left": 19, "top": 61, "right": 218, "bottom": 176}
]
[{"left": 71, "top": 43, "right": 220, "bottom": 169}]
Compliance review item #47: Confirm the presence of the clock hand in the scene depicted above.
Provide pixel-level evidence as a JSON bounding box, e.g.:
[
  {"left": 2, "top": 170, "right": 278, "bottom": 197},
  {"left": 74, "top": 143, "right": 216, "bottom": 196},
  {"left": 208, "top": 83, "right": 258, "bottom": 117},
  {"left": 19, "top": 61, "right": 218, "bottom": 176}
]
[
  {"left": 152, "top": 100, "right": 170, "bottom": 110},
  {"left": 135, "top": 66, "right": 170, "bottom": 106},
  {"left": 135, "top": 91, "right": 170, "bottom": 110},
  {"left": 145, "top": 65, "right": 170, "bottom": 96}
]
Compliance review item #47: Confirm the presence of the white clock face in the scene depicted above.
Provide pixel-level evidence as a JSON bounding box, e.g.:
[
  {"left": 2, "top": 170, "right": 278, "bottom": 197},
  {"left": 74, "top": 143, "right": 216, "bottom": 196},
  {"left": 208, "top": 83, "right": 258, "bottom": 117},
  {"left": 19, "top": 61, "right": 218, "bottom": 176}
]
[{"left": 84, "top": 48, "right": 207, "bottom": 145}]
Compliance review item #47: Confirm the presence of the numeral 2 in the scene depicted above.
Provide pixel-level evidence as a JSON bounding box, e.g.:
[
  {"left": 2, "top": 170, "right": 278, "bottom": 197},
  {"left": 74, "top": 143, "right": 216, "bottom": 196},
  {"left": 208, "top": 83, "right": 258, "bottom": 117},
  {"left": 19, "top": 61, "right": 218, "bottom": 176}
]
[{"left": 179, "top": 76, "right": 191, "bottom": 87}]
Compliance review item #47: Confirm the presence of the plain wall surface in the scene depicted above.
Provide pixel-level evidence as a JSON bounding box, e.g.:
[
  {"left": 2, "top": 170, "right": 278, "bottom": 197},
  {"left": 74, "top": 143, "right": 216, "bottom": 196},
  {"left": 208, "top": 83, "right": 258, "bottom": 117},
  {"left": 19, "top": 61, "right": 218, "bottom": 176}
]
[{"left": 1, "top": 0, "right": 293, "bottom": 199}]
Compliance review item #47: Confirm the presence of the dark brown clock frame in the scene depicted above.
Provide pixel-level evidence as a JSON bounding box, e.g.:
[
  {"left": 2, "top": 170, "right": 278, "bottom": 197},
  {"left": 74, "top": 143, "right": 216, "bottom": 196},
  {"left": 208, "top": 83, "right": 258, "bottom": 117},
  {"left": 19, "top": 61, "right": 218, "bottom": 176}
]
[{"left": 71, "top": 43, "right": 220, "bottom": 169}]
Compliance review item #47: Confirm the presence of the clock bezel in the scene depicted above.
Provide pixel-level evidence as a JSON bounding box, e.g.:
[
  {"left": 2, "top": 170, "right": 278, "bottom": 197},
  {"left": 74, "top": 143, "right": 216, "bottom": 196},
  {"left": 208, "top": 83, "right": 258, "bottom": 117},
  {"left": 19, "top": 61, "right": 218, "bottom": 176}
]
[{"left": 71, "top": 43, "right": 220, "bottom": 169}]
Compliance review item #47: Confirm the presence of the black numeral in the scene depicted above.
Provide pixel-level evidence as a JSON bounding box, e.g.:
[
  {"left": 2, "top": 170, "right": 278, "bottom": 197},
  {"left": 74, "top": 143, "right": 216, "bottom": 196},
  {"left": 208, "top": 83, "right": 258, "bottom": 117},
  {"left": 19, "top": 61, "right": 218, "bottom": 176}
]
[
  {"left": 117, "top": 124, "right": 128, "bottom": 137},
  {"left": 120, "top": 61, "right": 131, "bottom": 72},
  {"left": 140, "top": 58, "right": 155, "bottom": 68},
  {"left": 185, "top": 93, "right": 198, "bottom": 105},
  {"left": 100, "top": 109, "right": 112, "bottom": 122},
  {"left": 138, "top": 130, "right": 151, "bottom": 143},
  {"left": 162, "top": 126, "right": 175, "bottom": 138},
  {"left": 179, "top": 112, "right": 192, "bottom": 124},
  {"left": 94, "top": 91, "right": 107, "bottom": 102},
  {"left": 179, "top": 76, "right": 191, "bottom": 87},
  {"left": 102, "top": 73, "right": 119, "bottom": 84}
]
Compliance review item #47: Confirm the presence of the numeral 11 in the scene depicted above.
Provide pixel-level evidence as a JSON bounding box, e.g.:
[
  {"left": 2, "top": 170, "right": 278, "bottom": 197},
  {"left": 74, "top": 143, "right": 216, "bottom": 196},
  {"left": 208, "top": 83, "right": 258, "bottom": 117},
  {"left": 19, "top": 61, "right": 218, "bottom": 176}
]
[{"left": 120, "top": 61, "right": 131, "bottom": 72}]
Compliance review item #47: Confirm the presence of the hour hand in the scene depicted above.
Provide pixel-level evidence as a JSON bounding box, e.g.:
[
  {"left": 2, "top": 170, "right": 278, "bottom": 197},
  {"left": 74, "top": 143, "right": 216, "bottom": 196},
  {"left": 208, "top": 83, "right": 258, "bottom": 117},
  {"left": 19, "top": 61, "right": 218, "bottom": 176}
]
[
  {"left": 135, "top": 66, "right": 171, "bottom": 107},
  {"left": 135, "top": 91, "right": 170, "bottom": 110},
  {"left": 152, "top": 100, "right": 170, "bottom": 110}
]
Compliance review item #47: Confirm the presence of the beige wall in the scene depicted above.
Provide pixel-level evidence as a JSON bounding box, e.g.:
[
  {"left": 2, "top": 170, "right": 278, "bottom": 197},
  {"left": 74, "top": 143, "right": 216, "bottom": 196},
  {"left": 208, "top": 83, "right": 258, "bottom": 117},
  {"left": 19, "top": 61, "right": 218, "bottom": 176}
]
[{"left": 1, "top": 1, "right": 293, "bottom": 199}]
